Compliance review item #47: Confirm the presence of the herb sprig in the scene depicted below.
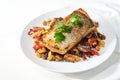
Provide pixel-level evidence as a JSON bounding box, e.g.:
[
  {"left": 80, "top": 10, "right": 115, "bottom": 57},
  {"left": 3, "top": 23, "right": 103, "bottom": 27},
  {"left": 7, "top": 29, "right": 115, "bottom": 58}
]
[
  {"left": 69, "top": 13, "right": 83, "bottom": 27},
  {"left": 54, "top": 22, "right": 72, "bottom": 43}
]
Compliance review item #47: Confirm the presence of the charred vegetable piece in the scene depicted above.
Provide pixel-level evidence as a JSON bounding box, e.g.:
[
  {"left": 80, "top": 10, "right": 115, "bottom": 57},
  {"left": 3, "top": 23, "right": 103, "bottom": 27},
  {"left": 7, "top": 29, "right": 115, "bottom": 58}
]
[
  {"left": 77, "top": 44, "right": 91, "bottom": 52},
  {"left": 98, "top": 32, "right": 106, "bottom": 40},
  {"left": 42, "top": 52, "right": 48, "bottom": 60}
]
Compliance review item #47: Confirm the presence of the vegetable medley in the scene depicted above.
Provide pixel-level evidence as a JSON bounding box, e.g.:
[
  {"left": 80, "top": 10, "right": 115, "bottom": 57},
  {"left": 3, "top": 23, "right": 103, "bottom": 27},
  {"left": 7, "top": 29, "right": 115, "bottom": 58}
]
[{"left": 28, "top": 18, "right": 105, "bottom": 63}]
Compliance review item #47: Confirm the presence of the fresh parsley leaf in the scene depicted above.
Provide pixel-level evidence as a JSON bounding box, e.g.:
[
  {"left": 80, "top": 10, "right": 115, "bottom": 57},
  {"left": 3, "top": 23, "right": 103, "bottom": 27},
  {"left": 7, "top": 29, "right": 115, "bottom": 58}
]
[
  {"left": 54, "top": 21, "right": 73, "bottom": 43},
  {"left": 64, "top": 26, "right": 73, "bottom": 33},
  {"left": 69, "top": 17, "right": 76, "bottom": 23},
  {"left": 69, "top": 13, "right": 83, "bottom": 27},
  {"left": 73, "top": 21, "right": 83, "bottom": 27},
  {"left": 55, "top": 21, "right": 64, "bottom": 29},
  {"left": 54, "top": 31, "right": 65, "bottom": 43},
  {"left": 55, "top": 28, "right": 63, "bottom": 32},
  {"left": 69, "top": 14, "right": 80, "bottom": 23},
  {"left": 55, "top": 21, "right": 72, "bottom": 33},
  {"left": 55, "top": 21, "right": 64, "bottom": 32}
]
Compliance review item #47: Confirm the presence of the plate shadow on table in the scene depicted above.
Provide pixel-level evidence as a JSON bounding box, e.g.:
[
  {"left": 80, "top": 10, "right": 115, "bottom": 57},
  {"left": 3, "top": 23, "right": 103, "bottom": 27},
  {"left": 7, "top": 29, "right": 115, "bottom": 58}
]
[{"left": 63, "top": 52, "right": 120, "bottom": 80}]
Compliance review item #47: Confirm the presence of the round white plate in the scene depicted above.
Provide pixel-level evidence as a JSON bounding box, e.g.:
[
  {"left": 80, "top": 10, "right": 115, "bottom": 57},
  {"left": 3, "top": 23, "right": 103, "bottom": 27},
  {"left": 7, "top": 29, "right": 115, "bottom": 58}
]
[{"left": 20, "top": 7, "right": 117, "bottom": 73}]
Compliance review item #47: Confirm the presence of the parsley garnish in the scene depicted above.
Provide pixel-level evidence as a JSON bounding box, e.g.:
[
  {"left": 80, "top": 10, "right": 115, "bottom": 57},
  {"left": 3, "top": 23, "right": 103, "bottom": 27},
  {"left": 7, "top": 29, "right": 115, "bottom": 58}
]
[
  {"left": 64, "top": 25, "right": 73, "bottom": 33},
  {"left": 55, "top": 22, "right": 64, "bottom": 29},
  {"left": 69, "top": 14, "right": 80, "bottom": 23},
  {"left": 54, "top": 31, "right": 65, "bottom": 43},
  {"left": 54, "top": 21, "right": 72, "bottom": 43},
  {"left": 73, "top": 21, "right": 83, "bottom": 27},
  {"left": 69, "top": 13, "right": 83, "bottom": 27},
  {"left": 55, "top": 22, "right": 72, "bottom": 32}
]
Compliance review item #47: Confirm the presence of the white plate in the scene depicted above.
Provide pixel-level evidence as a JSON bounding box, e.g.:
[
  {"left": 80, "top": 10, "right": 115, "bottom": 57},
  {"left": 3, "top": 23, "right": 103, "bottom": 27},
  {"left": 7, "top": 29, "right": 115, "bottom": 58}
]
[{"left": 20, "top": 7, "right": 117, "bottom": 73}]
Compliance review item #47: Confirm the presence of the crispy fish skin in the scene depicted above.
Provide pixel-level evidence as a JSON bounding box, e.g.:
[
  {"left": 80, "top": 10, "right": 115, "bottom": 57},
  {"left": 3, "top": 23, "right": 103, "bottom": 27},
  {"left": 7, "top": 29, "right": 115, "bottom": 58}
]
[{"left": 43, "top": 8, "right": 95, "bottom": 55}]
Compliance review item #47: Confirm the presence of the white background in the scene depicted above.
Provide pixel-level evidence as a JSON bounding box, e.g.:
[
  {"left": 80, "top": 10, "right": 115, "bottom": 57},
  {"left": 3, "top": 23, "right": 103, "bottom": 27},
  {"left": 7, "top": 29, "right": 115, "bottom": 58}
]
[{"left": 0, "top": 0, "right": 120, "bottom": 80}]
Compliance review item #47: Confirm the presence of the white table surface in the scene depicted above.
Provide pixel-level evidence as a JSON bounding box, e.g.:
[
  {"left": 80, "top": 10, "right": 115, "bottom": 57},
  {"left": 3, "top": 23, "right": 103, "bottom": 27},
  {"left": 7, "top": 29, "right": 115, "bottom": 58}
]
[{"left": 0, "top": 0, "right": 120, "bottom": 80}]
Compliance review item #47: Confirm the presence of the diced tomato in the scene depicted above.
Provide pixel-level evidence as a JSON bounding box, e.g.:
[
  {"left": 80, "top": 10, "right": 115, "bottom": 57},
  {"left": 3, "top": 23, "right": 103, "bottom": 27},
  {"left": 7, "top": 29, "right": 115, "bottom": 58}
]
[
  {"left": 28, "top": 29, "right": 34, "bottom": 35},
  {"left": 34, "top": 36, "right": 42, "bottom": 41},
  {"left": 90, "top": 50, "right": 99, "bottom": 56},
  {"left": 28, "top": 29, "right": 38, "bottom": 35},
  {"left": 28, "top": 29, "right": 33, "bottom": 35},
  {"left": 33, "top": 44, "right": 42, "bottom": 51},
  {"left": 28, "top": 31, "right": 31, "bottom": 35},
  {"left": 85, "top": 52, "right": 92, "bottom": 57},
  {"left": 33, "top": 29, "right": 38, "bottom": 32},
  {"left": 90, "top": 38, "right": 97, "bottom": 42},
  {"left": 82, "top": 42, "right": 93, "bottom": 45}
]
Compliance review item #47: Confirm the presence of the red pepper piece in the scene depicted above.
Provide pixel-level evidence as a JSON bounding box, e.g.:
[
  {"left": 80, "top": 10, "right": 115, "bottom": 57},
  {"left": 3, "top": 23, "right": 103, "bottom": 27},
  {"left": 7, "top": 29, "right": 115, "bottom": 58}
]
[
  {"left": 28, "top": 29, "right": 38, "bottom": 35},
  {"left": 35, "top": 36, "right": 42, "bottom": 41},
  {"left": 82, "top": 42, "right": 93, "bottom": 45},
  {"left": 33, "top": 29, "right": 38, "bottom": 32},
  {"left": 28, "top": 31, "right": 31, "bottom": 35},
  {"left": 33, "top": 44, "right": 42, "bottom": 51},
  {"left": 90, "top": 38, "right": 97, "bottom": 42},
  {"left": 28, "top": 29, "right": 33, "bottom": 35},
  {"left": 85, "top": 52, "right": 92, "bottom": 57},
  {"left": 28, "top": 29, "right": 35, "bottom": 35},
  {"left": 90, "top": 50, "right": 99, "bottom": 56}
]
